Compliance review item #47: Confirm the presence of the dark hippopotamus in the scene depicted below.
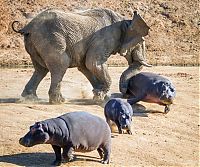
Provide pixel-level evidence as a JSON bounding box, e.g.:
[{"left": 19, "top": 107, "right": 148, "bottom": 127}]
[
  {"left": 19, "top": 111, "right": 111, "bottom": 166},
  {"left": 104, "top": 98, "right": 133, "bottom": 134},
  {"left": 125, "top": 72, "right": 176, "bottom": 113}
]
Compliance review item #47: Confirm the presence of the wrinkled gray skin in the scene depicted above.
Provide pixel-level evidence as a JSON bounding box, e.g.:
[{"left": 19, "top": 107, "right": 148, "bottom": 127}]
[
  {"left": 19, "top": 111, "right": 111, "bottom": 166},
  {"left": 12, "top": 8, "right": 150, "bottom": 104},
  {"left": 104, "top": 98, "right": 133, "bottom": 134},
  {"left": 126, "top": 72, "right": 176, "bottom": 113}
]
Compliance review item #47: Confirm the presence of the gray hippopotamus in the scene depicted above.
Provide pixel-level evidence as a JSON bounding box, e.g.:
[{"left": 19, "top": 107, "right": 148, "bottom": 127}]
[
  {"left": 104, "top": 98, "right": 133, "bottom": 134},
  {"left": 126, "top": 72, "right": 176, "bottom": 113},
  {"left": 19, "top": 111, "right": 111, "bottom": 166}
]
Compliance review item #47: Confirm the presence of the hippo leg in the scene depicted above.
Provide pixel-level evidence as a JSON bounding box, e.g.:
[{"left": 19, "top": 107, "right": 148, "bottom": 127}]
[
  {"left": 52, "top": 145, "right": 62, "bottom": 166},
  {"left": 105, "top": 118, "right": 112, "bottom": 131},
  {"left": 164, "top": 105, "right": 170, "bottom": 114},
  {"left": 127, "top": 93, "right": 146, "bottom": 105},
  {"left": 97, "top": 148, "right": 104, "bottom": 159},
  {"left": 115, "top": 121, "right": 122, "bottom": 134},
  {"left": 101, "top": 144, "right": 111, "bottom": 164},
  {"left": 127, "top": 127, "right": 132, "bottom": 135},
  {"left": 62, "top": 145, "right": 74, "bottom": 162}
]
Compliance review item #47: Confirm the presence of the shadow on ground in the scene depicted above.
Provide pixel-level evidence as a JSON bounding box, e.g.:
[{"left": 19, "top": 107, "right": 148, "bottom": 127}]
[
  {"left": 0, "top": 152, "right": 101, "bottom": 166},
  {"left": 0, "top": 152, "right": 54, "bottom": 166},
  {"left": 66, "top": 98, "right": 97, "bottom": 105},
  {"left": 132, "top": 104, "right": 165, "bottom": 117},
  {"left": 0, "top": 98, "right": 20, "bottom": 103},
  {"left": 0, "top": 98, "right": 49, "bottom": 104},
  {"left": 73, "top": 154, "right": 101, "bottom": 163}
]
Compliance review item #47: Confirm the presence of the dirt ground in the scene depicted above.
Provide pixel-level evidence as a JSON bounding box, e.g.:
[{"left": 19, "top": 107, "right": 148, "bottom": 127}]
[
  {"left": 0, "top": 0, "right": 199, "bottom": 67},
  {"left": 0, "top": 66, "right": 199, "bottom": 166}
]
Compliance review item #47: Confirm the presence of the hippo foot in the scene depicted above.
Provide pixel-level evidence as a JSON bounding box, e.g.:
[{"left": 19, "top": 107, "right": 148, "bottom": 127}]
[
  {"left": 97, "top": 148, "right": 104, "bottom": 159},
  {"left": 49, "top": 94, "right": 65, "bottom": 104},
  {"left": 118, "top": 130, "right": 122, "bottom": 134},
  {"left": 164, "top": 105, "right": 170, "bottom": 114},
  {"left": 127, "top": 130, "right": 132, "bottom": 135},
  {"left": 63, "top": 155, "right": 75, "bottom": 162},
  {"left": 51, "top": 160, "right": 61, "bottom": 166},
  {"left": 19, "top": 94, "right": 39, "bottom": 103},
  {"left": 101, "top": 159, "right": 109, "bottom": 164},
  {"left": 92, "top": 89, "right": 109, "bottom": 103}
]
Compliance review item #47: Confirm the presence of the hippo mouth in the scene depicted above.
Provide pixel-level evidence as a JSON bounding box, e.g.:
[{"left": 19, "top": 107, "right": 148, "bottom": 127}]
[
  {"left": 121, "top": 124, "right": 131, "bottom": 130},
  {"left": 19, "top": 138, "right": 34, "bottom": 147},
  {"left": 159, "top": 97, "right": 174, "bottom": 105}
]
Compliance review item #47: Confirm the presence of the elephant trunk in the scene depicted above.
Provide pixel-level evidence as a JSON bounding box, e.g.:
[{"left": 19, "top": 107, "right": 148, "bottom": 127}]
[
  {"left": 119, "top": 62, "right": 143, "bottom": 94},
  {"left": 139, "top": 60, "right": 152, "bottom": 67}
]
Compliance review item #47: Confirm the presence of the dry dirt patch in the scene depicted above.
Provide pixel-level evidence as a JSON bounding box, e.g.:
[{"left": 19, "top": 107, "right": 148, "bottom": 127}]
[{"left": 0, "top": 66, "right": 199, "bottom": 166}]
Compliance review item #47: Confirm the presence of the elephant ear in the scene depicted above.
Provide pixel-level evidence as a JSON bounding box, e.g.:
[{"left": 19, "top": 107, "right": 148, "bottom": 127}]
[
  {"left": 120, "top": 11, "right": 150, "bottom": 55},
  {"left": 130, "top": 11, "right": 150, "bottom": 36}
]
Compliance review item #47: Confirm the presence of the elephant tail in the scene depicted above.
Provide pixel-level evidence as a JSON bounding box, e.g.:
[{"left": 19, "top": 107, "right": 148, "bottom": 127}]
[{"left": 12, "top": 21, "right": 28, "bottom": 35}]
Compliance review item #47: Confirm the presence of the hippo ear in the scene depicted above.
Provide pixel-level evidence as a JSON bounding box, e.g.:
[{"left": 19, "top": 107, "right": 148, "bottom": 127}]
[
  {"left": 41, "top": 124, "right": 48, "bottom": 132},
  {"left": 31, "top": 122, "right": 44, "bottom": 133},
  {"left": 30, "top": 125, "right": 37, "bottom": 134},
  {"left": 37, "top": 122, "right": 45, "bottom": 132}
]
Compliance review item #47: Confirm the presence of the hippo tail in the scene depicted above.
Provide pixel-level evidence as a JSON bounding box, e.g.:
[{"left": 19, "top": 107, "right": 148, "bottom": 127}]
[{"left": 12, "top": 21, "right": 29, "bottom": 35}]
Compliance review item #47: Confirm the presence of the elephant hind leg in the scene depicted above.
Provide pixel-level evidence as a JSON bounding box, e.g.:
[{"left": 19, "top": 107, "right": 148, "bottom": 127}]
[
  {"left": 46, "top": 52, "right": 70, "bottom": 104},
  {"left": 78, "top": 65, "right": 101, "bottom": 90},
  {"left": 21, "top": 54, "right": 49, "bottom": 101}
]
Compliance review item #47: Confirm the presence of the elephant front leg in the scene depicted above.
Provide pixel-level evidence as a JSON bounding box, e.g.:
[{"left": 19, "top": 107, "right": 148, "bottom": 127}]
[
  {"left": 92, "top": 63, "right": 111, "bottom": 102},
  {"left": 86, "top": 61, "right": 111, "bottom": 102},
  {"left": 21, "top": 67, "right": 48, "bottom": 101},
  {"left": 119, "top": 62, "right": 143, "bottom": 95},
  {"left": 78, "top": 66, "right": 101, "bottom": 91}
]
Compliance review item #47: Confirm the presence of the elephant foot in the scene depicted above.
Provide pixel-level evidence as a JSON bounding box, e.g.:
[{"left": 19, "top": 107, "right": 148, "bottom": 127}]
[
  {"left": 20, "top": 93, "right": 39, "bottom": 103},
  {"left": 92, "top": 89, "right": 109, "bottom": 103},
  {"left": 49, "top": 93, "right": 65, "bottom": 104}
]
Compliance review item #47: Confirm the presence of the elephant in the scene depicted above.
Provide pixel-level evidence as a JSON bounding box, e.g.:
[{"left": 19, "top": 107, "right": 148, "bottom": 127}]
[{"left": 12, "top": 8, "right": 151, "bottom": 104}]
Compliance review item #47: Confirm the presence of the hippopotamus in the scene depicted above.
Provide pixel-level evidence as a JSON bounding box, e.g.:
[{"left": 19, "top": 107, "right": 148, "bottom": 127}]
[
  {"left": 104, "top": 98, "right": 133, "bottom": 134},
  {"left": 126, "top": 72, "right": 176, "bottom": 113},
  {"left": 19, "top": 111, "right": 111, "bottom": 166}
]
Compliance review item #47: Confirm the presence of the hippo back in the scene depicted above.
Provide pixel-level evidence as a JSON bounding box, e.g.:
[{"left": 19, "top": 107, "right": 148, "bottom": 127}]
[
  {"left": 60, "top": 111, "right": 111, "bottom": 152},
  {"left": 128, "top": 72, "right": 170, "bottom": 95}
]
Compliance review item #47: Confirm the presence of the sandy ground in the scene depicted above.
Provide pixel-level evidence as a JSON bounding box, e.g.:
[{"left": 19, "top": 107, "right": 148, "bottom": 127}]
[{"left": 0, "top": 66, "right": 199, "bottom": 166}]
